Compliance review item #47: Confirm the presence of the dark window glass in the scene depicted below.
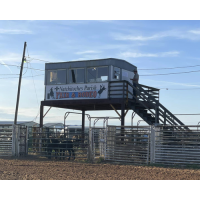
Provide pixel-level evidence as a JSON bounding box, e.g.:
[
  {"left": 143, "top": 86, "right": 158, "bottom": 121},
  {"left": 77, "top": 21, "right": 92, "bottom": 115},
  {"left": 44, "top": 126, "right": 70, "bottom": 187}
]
[
  {"left": 97, "top": 67, "right": 108, "bottom": 82},
  {"left": 69, "top": 68, "right": 84, "bottom": 83},
  {"left": 87, "top": 68, "right": 96, "bottom": 82}
]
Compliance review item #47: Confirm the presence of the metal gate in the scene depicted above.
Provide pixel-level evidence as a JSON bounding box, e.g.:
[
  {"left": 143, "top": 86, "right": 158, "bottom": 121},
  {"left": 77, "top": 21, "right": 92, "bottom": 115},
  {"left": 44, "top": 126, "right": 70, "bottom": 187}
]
[
  {"left": 27, "top": 127, "right": 89, "bottom": 160},
  {"left": 152, "top": 125, "right": 200, "bottom": 166},
  {"left": 90, "top": 127, "right": 106, "bottom": 160},
  {"left": 105, "top": 125, "right": 150, "bottom": 165},
  {"left": 0, "top": 124, "right": 13, "bottom": 156}
]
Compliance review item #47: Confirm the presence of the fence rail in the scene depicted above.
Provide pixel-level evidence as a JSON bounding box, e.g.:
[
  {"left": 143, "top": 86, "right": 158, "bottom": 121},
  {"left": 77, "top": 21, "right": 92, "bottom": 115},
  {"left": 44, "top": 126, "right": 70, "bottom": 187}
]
[
  {"left": 0, "top": 125, "right": 13, "bottom": 156},
  {"left": 27, "top": 127, "right": 89, "bottom": 161},
  {"left": 105, "top": 126, "right": 150, "bottom": 165},
  {"left": 152, "top": 125, "right": 200, "bottom": 166},
  {"left": 1, "top": 124, "right": 200, "bottom": 167}
]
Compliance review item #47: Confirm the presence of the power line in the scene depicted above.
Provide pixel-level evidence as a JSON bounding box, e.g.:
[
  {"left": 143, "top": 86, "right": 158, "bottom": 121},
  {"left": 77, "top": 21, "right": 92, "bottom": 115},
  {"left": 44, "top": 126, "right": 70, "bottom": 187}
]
[
  {"left": 0, "top": 74, "right": 44, "bottom": 79},
  {"left": 26, "top": 56, "right": 51, "bottom": 63},
  {"left": 140, "top": 64, "right": 200, "bottom": 70},
  {"left": 140, "top": 69, "right": 200, "bottom": 76},
  {"left": 0, "top": 63, "right": 20, "bottom": 67},
  {"left": 174, "top": 114, "right": 200, "bottom": 115},
  {"left": 159, "top": 88, "right": 200, "bottom": 90},
  {"left": 0, "top": 63, "right": 45, "bottom": 71},
  {"left": 0, "top": 74, "right": 20, "bottom": 75},
  {"left": 29, "top": 62, "right": 39, "bottom": 107}
]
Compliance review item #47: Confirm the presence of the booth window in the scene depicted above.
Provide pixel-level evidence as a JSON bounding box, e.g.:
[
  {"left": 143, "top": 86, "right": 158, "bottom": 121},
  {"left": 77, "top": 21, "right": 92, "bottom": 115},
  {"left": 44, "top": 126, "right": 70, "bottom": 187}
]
[
  {"left": 97, "top": 66, "right": 108, "bottom": 82},
  {"left": 46, "top": 70, "right": 66, "bottom": 85},
  {"left": 87, "top": 66, "right": 108, "bottom": 82},
  {"left": 69, "top": 68, "right": 84, "bottom": 83},
  {"left": 113, "top": 67, "right": 120, "bottom": 80},
  {"left": 87, "top": 67, "right": 97, "bottom": 82}
]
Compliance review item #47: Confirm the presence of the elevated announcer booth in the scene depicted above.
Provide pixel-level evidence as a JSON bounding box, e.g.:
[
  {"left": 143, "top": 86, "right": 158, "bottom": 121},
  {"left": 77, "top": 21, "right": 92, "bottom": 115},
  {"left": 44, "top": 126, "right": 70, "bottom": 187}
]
[{"left": 40, "top": 58, "right": 164, "bottom": 131}]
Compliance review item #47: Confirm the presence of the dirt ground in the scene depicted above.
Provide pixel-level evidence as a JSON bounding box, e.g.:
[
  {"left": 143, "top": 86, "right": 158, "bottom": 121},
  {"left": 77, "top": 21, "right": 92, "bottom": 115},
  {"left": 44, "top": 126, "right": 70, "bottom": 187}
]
[{"left": 0, "top": 157, "right": 200, "bottom": 180}]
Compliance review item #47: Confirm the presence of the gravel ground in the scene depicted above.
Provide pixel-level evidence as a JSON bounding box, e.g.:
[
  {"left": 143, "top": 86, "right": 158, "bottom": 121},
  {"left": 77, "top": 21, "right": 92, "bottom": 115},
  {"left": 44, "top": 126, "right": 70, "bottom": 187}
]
[{"left": 0, "top": 157, "right": 200, "bottom": 180}]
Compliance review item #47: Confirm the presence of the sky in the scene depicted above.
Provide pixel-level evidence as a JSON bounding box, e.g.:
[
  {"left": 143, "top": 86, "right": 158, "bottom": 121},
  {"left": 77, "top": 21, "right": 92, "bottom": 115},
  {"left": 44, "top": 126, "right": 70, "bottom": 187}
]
[{"left": 1, "top": 20, "right": 200, "bottom": 126}]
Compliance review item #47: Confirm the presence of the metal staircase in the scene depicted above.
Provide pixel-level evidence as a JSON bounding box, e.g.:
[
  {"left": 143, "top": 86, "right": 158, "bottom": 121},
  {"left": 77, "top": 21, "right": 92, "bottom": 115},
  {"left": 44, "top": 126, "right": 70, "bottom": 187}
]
[{"left": 128, "top": 83, "right": 186, "bottom": 127}]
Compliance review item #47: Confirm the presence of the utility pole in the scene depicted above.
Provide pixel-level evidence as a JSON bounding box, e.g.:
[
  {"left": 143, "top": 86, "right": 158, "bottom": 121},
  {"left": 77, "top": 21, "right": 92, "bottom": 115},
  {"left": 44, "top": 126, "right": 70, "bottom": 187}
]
[{"left": 14, "top": 42, "right": 27, "bottom": 125}]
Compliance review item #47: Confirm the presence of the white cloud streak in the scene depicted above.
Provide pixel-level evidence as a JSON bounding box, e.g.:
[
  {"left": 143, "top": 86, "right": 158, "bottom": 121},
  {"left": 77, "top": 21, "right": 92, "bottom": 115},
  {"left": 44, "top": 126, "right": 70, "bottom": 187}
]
[
  {"left": 0, "top": 60, "right": 12, "bottom": 73},
  {"left": 142, "top": 79, "right": 200, "bottom": 88},
  {"left": 114, "top": 29, "right": 200, "bottom": 41},
  {"left": 0, "top": 29, "right": 33, "bottom": 34},
  {"left": 75, "top": 50, "right": 101, "bottom": 55},
  {"left": 120, "top": 51, "right": 180, "bottom": 58},
  {"left": 0, "top": 53, "right": 22, "bottom": 64}
]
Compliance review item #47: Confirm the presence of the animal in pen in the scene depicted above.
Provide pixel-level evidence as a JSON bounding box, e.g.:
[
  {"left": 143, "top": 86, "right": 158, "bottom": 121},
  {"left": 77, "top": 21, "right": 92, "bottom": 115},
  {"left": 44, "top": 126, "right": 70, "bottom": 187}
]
[
  {"left": 46, "top": 138, "right": 60, "bottom": 159},
  {"left": 59, "top": 140, "right": 75, "bottom": 160},
  {"left": 46, "top": 138, "right": 75, "bottom": 160}
]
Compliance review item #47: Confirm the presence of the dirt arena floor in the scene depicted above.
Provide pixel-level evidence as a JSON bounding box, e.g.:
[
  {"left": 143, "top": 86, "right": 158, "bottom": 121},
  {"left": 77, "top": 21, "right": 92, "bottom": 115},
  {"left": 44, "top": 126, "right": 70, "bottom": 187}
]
[{"left": 0, "top": 157, "right": 200, "bottom": 180}]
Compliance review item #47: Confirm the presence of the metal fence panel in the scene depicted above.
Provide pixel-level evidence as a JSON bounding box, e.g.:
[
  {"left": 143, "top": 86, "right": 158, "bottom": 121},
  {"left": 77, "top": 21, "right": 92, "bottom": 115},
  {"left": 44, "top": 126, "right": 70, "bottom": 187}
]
[
  {"left": 89, "top": 127, "right": 106, "bottom": 161},
  {"left": 0, "top": 125, "right": 13, "bottom": 156},
  {"left": 105, "top": 126, "right": 150, "bottom": 165},
  {"left": 154, "top": 125, "right": 200, "bottom": 166},
  {"left": 27, "top": 127, "right": 89, "bottom": 161}
]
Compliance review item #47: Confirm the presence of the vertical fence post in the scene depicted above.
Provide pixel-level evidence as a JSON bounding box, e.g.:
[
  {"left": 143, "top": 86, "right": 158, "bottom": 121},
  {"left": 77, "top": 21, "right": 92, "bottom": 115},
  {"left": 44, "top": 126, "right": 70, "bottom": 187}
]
[
  {"left": 15, "top": 125, "right": 20, "bottom": 157},
  {"left": 12, "top": 125, "right": 16, "bottom": 156},
  {"left": 26, "top": 126, "right": 28, "bottom": 156},
  {"left": 150, "top": 126, "right": 155, "bottom": 164},
  {"left": 39, "top": 127, "right": 42, "bottom": 153},
  {"left": 88, "top": 127, "right": 93, "bottom": 162}
]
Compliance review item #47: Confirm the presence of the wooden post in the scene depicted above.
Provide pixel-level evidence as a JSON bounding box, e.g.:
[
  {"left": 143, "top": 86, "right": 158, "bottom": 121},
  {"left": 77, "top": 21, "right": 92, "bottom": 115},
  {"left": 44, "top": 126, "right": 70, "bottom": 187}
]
[{"left": 14, "top": 42, "right": 27, "bottom": 125}]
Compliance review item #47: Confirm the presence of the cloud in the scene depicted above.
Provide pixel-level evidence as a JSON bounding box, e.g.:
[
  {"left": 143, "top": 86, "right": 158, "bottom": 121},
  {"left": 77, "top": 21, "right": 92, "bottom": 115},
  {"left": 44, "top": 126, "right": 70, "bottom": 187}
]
[
  {"left": 120, "top": 51, "right": 180, "bottom": 58},
  {"left": 114, "top": 33, "right": 168, "bottom": 41},
  {"left": 0, "top": 53, "right": 22, "bottom": 64},
  {"left": 75, "top": 50, "right": 101, "bottom": 55},
  {"left": 113, "top": 29, "right": 200, "bottom": 41},
  {"left": 0, "top": 60, "right": 12, "bottom": 73},
  {"left": 188, "top": 29, "right": 200, "bottom": 35},
  {"left": 142, "top": 79, "right": 200, "bottom": 88},
  {"left": 0, "top": 29, "right": 33, "bottom": 34}
]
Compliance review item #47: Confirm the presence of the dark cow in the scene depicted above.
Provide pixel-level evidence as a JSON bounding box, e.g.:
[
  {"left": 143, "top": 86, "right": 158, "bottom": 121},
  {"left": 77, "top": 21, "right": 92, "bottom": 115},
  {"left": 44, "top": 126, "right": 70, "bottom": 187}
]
[
  {"left": 59, "top": 140, "right": 75, "bottom": 160},
  {"left": 46, "top": 138, "right": 75, "bottom": 160},
  {"left": 46, "top": 138, "right": 60, "bottom": 159}
]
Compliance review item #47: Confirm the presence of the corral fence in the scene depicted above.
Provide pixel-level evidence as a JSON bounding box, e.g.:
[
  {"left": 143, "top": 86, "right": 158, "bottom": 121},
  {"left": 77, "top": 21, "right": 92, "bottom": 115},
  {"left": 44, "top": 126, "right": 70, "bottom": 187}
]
[
  {"left": 0, "top": 124, "right": 13, "bottom": 156},
  {"left": 0, "top": 124, "right": 27, "bottom": 157},
  {"left": 2, "top": 124, "right": 200, "bottom": 167},
  {"left": 89, "top": 127, "right": 106, "bottom": 161},
  {"left": 89, "top": 125, "right": 200, "bottom": 166},
  {"left": 151, "top": 125, "right": 200, "bottom": 166},
  {"left": 105, "top": 126, "right": 150, "bottom": 165},
  {"left": 27, "top": 127, "right": 89, "bottom": 161}
]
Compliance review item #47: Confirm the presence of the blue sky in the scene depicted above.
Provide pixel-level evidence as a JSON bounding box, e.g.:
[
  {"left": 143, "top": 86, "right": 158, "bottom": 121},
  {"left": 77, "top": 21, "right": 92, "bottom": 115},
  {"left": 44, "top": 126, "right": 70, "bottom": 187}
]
[{"left": 1, "top": 20, "right": 200, "bottom": 126}]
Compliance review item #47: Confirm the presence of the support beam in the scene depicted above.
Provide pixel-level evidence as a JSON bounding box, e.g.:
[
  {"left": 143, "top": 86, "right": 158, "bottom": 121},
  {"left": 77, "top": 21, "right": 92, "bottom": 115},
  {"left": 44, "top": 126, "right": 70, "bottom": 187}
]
[
  {"left": 110, "top": 104, "right": 121, "bottom": 118},
  {"left": 82, "top": 110, "right": 85, "bottom": 148},
  {"left": 40, "top": 105, "right": 44, "bottom": 128},
  {"left": 124, "top": 109, "right": 129, "bottom": 117},
  {"left": 43, "top": 107, "right": 52, "bottom": 118},
  {"left": 82, "top": 110, "right": 85, "bottom": 134},
  {"left": 121, "top": 103, "right": 125, "bottom": 127}
]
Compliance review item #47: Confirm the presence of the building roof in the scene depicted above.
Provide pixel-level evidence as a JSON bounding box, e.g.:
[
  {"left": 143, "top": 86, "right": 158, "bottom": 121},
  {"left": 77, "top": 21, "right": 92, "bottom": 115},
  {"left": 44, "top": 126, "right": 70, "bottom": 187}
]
[
  {"left": 0, "top": 121, "right": 39, "bottom": 126},
  {"left": 45, "top": 58, "right": 137, "bottom": 71},
  {"left": 43, "top": 123, "right": 64, "bottom": 128}
]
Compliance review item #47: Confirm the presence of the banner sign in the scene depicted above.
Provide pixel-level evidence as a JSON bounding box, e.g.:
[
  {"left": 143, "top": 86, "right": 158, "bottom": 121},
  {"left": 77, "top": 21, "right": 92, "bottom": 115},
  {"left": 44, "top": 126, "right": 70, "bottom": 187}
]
[{"left": 45, "top": 82, "right": 108, "bottom": 100}]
